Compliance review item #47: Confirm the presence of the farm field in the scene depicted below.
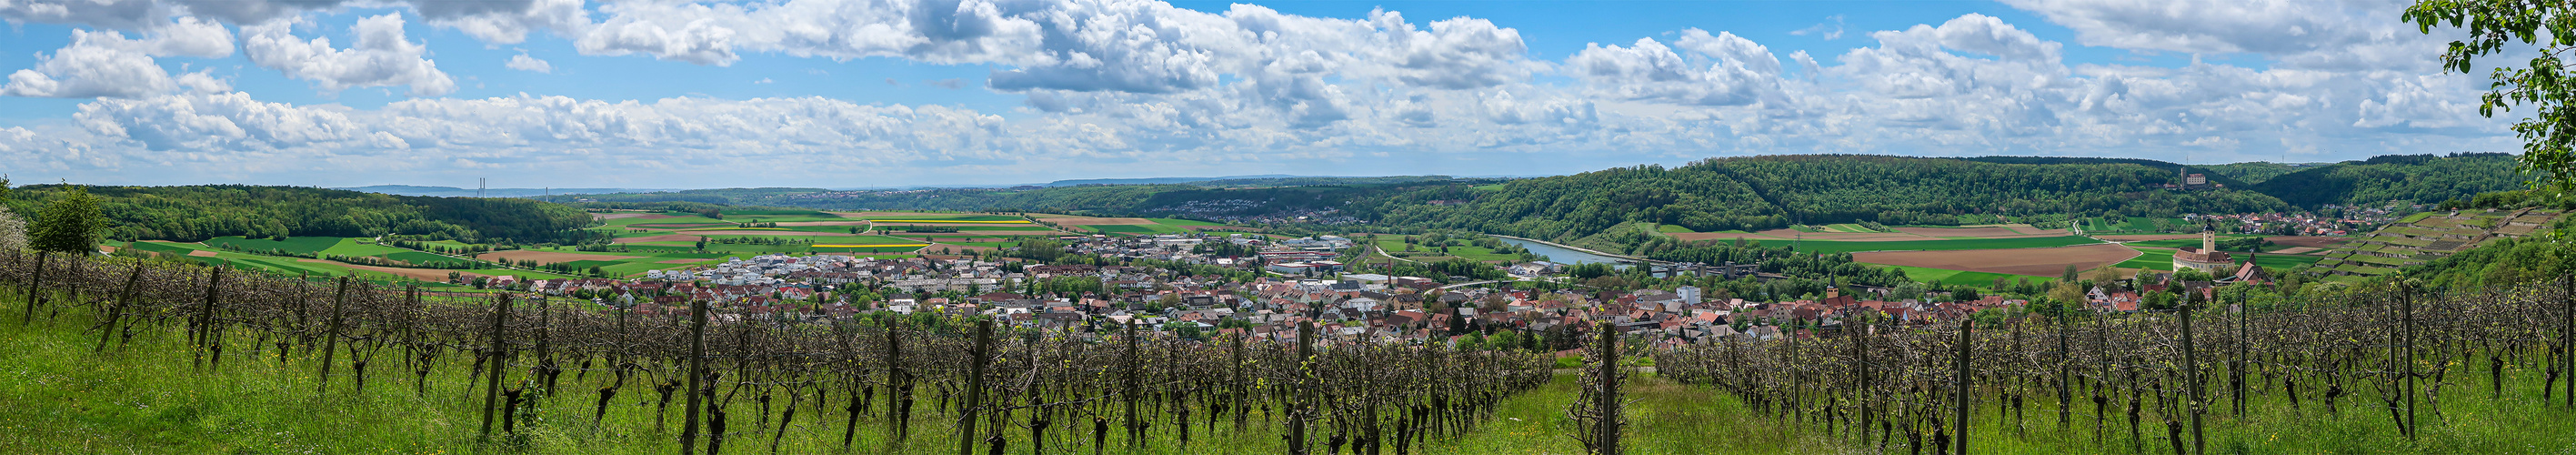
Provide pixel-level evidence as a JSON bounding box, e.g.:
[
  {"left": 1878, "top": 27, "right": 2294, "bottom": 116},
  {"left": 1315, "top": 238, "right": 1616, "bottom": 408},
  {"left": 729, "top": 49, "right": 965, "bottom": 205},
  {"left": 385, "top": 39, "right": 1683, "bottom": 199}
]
[
  {"left": 1875, "top": 264, "right": 2062, "bottom": 287},
  {"left": 2114, "top": 248, "right": 2326, "bottom": 271},
  {"left": 1666, "top": 224, "right": 2065, "bottom": 242},
  {"left": 1779, "top": 236, "right": 2101, "bottom": 254},
  {"left": 1851, "top": 243, "right": 2138, "bottom": 277}
]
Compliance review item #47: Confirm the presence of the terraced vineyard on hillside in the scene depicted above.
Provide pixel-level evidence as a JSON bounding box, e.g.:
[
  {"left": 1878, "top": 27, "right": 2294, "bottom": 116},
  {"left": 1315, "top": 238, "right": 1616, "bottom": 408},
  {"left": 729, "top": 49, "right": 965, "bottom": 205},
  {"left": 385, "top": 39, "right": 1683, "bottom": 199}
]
[{"left": 2312, "top": 208, "right": 2561, "bottom": 277}]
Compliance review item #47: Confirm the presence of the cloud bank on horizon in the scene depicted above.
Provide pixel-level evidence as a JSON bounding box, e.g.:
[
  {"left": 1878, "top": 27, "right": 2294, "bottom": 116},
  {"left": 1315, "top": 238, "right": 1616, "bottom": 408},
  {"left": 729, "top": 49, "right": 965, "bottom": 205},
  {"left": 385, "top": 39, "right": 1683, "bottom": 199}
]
[{"left": 0, "top": 0, "right": 2521, "bottom": 187}]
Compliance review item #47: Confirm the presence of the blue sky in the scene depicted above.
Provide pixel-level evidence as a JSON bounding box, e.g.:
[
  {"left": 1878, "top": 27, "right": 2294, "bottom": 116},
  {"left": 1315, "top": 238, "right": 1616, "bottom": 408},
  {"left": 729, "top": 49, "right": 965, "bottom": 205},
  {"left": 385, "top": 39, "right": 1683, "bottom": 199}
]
[{"left": 0, "top": 0, "right": 2515, "bottom": 188}]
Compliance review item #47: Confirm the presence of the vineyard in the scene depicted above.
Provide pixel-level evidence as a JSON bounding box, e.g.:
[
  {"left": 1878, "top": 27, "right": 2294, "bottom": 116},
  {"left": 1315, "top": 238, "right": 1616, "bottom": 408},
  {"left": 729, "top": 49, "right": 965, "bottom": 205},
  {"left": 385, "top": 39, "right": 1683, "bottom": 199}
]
[
  {"left": 0, "top": 249, "right": 1550, "bottom": 454},
  {"left": 1653, "top": 280, "right": 2576, "bottom": 453},
  {"left": 6, "top": 243, "right": 2576, "bottom": 453}
]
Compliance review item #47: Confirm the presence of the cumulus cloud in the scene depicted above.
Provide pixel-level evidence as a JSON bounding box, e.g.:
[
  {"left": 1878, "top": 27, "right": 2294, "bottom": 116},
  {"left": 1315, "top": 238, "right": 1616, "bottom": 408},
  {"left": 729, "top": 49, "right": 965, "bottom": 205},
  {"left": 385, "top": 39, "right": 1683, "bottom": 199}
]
[
  {"left": 0, "top": 0, "right": 2529, "bottom": 184},
  {"left": 243, "top": 14, "right": 457, "bottom": 96},
  {"left": 1568, "top": 29, "right": 1783, "bottom": 106},
  {"left": 5, "top": 30, "right": 178, "bottom": 97},
  {"left": 1997, "top": 0, "right": 2443, "bottom": 71},
  {"left": 506, "top": 53, "right": 553, "bottom": 73}
]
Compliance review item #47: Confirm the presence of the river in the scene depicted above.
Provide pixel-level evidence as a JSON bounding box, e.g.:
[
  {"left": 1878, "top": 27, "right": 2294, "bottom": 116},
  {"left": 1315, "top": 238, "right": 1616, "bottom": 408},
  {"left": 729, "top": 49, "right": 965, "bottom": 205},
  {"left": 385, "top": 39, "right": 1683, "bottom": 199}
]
[{"left": 1496, "top": 238, "right": 1631, "bottom": 266}]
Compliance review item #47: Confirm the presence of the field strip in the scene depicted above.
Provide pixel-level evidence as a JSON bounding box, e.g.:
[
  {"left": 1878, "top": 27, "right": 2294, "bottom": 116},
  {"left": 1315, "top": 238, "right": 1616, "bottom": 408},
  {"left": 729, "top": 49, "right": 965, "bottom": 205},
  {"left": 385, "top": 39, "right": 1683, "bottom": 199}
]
[
  {"left": 813, "top": 243, "right": 933, "bottom": 248},
  {"left": 867, "top": 219, "right": 1033, "bottom": 224}
]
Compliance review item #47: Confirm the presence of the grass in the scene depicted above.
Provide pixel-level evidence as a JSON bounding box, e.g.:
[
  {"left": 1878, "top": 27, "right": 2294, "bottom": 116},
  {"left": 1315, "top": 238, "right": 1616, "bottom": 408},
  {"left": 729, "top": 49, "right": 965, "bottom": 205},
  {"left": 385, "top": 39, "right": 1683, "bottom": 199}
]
[
  {"left": 204, "top": 236, "right": 345, "bottom": 256},
  {"left": 1655, "top": 225, "right": 1698, "bottom": 234},
  {"left": 1088, "top": 225, "right": 1163, "bottom": 234},
  {"left": 862, "top": 216, "right": 1027, "bottom": 222},
  {"left": 7, "top": 289, "right": 2571, "bottom": 454},
  {"left": 1872, "top": 265, "right": 2058, "bottom": 288},
  {"left": 2119, "top": 248, "right": 2326, "bottom": 271},
  {"left": 1786, "top": 237, "right": 2100, "bottom": 254},
  {"left": 1148, "top": 217, "right": 1225, "bottom": 227},
  {"left": 317, "top": 238, "right": 408, "bottom": 258}
]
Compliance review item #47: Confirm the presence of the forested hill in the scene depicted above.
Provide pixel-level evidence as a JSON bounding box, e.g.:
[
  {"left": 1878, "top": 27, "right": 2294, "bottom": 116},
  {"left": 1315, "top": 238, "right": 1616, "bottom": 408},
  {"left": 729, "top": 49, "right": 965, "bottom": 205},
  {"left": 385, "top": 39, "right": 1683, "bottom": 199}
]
[
  {"left": 1360, "top": 155, "right": 2288, "bottom": 239},
  {"left": 2249, "top": 153, "right": 2524, "bottom": 207},
  {"left": 5, "top": 185, "right": 599, "bottom": 244},
  {"left": 542, "top": 153, "right": 2516, "bottom": 243}
]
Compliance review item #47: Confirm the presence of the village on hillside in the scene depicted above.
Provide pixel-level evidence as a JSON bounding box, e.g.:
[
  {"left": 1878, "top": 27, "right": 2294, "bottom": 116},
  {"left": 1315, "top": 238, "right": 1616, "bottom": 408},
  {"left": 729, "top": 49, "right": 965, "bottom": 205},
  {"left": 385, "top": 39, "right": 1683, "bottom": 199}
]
[{"left": 525, "top": 230, "right": 2280, "bottom": 350}]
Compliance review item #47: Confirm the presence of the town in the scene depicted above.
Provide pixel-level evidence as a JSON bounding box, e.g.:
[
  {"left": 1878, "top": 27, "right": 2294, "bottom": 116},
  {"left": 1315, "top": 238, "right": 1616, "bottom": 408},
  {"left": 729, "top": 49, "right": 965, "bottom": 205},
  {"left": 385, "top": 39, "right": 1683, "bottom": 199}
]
[{"left": 526, "top": 230, "right": 2265, "bottom": 351}]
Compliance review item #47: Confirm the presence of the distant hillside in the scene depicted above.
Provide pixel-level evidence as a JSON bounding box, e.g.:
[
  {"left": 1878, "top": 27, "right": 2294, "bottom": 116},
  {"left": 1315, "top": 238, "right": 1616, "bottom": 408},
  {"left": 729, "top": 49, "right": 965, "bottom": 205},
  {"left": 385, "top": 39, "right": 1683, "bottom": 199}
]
[
  {"left": 1046, "top": 175, "right": 1301, "bottom": 187},
  {"left": 2200, "top": 162, "right": 2321, "bottom": 185},
  {"left": 342, "top": 185, "right": 670, "bottom": 197},
  {"left": 5, "top": 185, "right": 599, "bottom": 243},
  {"left": 516, "top": 154, "right": 2520, "bottom": 244},
  {"left": 2249, "top": 153, "right": 2524, "bottom": 207}
]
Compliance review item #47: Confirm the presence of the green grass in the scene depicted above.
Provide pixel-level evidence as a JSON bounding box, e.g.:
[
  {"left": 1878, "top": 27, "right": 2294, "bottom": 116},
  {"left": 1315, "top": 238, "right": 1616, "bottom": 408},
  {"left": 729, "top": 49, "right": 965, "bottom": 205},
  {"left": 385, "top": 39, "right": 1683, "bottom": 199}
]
[
  {"left": 317, "top": 238, "right": 408, "bottom": 258},
  {"left": 1148, "top": 217, "right": 1225, "bottom": 227},
  {"left": 382, "top": 251, "right": 476, "bottom": 268},
  {"left": 877, "top": 225, "right": 1054, "bottom": 231},
  {"left": 1817, "top": 223, "right": 1877, "bottom": 233},
  {"left": 860, "top": 215, "right": 1026, "bottom": 222},
  {"left": 1655, "top": 225, "right": 1698, "bottom": 234},
  {"left": 2399, "top": 212, "right": 2436, "bottom": 224},
  {"left": 1785, "top": 236, "right": 2100, "bottom": 254},
  {"left": 1088, "top": 225, "right": 1162, "bottom": 234},
  {"left": 2118, "top": 248, "right": 2324, "bottom": 271},
  {"left": 204, "top": 236, "right": 345, "bottom": 255},
  {"left": 459, "top": 268, "right": 573, "bottom": 279}
]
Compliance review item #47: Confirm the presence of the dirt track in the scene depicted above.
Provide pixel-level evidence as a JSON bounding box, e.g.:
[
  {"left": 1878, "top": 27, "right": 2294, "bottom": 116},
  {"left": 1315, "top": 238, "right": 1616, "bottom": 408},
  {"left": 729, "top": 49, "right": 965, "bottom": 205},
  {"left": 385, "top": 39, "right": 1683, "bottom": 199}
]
[{"left": 1855, "top": 243, "right": 2141, "bottom": 277}]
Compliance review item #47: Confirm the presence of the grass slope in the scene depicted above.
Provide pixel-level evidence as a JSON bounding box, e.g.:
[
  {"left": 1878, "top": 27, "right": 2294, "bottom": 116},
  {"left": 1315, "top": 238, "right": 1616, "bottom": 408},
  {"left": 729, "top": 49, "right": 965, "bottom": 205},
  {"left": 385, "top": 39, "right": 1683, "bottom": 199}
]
[{"left": 1787, "top": 236, "right": 2100, "bottom": 254}]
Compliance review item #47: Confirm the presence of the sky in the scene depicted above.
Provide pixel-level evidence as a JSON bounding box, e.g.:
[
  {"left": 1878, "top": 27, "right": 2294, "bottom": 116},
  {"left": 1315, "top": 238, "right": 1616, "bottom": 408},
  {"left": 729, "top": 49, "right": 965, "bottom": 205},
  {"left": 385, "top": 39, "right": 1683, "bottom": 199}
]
[{"left": 0, "top": 0, "right": 2525, "bottom": 188}]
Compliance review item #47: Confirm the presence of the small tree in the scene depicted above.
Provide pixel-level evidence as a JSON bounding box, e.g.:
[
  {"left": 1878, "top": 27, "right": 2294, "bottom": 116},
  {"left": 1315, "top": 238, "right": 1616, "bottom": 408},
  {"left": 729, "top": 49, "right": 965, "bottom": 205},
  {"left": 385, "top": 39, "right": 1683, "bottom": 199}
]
[{"left": 29, "top": 187, "right": 103, "bottom": 255}]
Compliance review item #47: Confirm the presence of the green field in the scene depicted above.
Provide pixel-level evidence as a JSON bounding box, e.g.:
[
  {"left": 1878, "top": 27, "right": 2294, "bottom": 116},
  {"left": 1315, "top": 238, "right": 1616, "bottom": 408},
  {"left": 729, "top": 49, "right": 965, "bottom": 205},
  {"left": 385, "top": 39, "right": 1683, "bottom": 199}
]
[
  {"left": 2118, "top": 248, "right": 2326, "bottom": 271},
  {"left": 876, "top": 225, "right": 1053, "bottom": 231},
  {"left": 1785, "top": 236, "right": 2100, "bottom": 254},
  {"left": 316, "top": 238, "right": 408, "bottom": 258},
  {"left": 204, "top": 236, "right": 345, "bottom": 255},
  {"left": 1088, "top": 224, "right": 1165, "bottom": 234},
  {"left": 1655, "top": 225, "right": 1698, "bottom": 234},
  {"left": 1874, "top": 265, "right": 2059, "bottom": 287},
  {"left": 1816, "top": 223, "right": 1877, "bottom": 233},
  {"left": 1148, "top": 217, "right": 1225, "bottom": 227},
  {"left": 862, "top": 215, "right": 1027, "bottom": 222}
]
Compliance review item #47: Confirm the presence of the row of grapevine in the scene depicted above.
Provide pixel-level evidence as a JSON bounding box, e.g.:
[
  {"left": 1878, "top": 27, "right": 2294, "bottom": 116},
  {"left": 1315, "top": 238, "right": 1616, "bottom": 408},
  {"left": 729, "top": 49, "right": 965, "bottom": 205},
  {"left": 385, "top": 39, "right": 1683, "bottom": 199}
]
[
  {"left": 0, "top": 249, "right": 1553, "bottom": 454},
  {"left": 1645, "top": 279, "right": 2576, "bottom": 454}
]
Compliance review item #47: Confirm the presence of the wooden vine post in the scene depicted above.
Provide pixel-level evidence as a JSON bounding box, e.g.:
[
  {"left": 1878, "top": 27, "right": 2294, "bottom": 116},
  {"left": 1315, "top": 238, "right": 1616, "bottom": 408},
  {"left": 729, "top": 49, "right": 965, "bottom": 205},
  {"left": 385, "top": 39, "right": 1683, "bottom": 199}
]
[
  {"left": 1123, "top": 320, "right": 1142, "bottom": 449},
  {"left": 194, "top": 267, "right": 225, "bottom": 369},
  {"left": 956, "top": 319, "right": 994, "bottom": 455},
  {"left": 1289, "top": 321, "right": 1313, "bottom": 455},
  {"left": 1953, "top": 318, "right": 1973, "bottom": 455},
  {"left": 21, "top": 250, "right": 45, "bottom": 325},
  {"left": 316, "top": 277, "right": 351, "bottom": 392},
  {"left": 681, "top": 298, "right": 709, "bottom": 453},
  {"left": 2545, "top": 275, "right": 2565, "bottom": 406},
  {"left": 2182, "top": 300, "right": 2204, "bottom": 454},
  {"left": 94, "top": 262, "right": 145, "bottom": 353},
  {"left": 1595, "top": 321, "right": 1621, "bottom": 455},
  {"left": 480, "top": 294, "right": 514, "bottom": 440}
]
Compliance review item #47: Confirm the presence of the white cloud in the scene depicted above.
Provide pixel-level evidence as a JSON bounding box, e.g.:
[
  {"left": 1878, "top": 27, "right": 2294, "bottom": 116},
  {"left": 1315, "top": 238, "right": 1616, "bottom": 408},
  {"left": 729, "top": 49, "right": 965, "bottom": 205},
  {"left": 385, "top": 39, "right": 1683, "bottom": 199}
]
[
  {"left": 1568, "top": 29, "right": 1783, "bottom": 106},
  {"left": 0, "top": 0, "right": 2532, "bottom": 184},
  {"left": 243, "top": 14, "right": 457, "bottom": 96},
  {"left": 506, "top": 53, "right": 553, "bottom": 73},
  {"left": 1997, "top": 0, "right": 2442, "bottom": 71},
  {"left": 4, "top": 30, "right": 178, "bottom": 98}
]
